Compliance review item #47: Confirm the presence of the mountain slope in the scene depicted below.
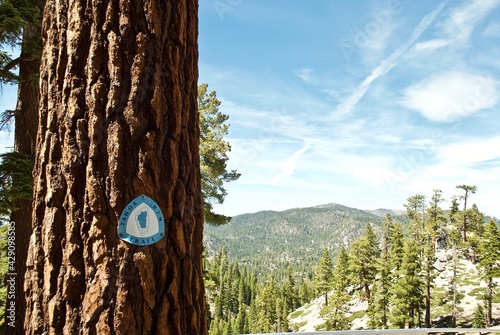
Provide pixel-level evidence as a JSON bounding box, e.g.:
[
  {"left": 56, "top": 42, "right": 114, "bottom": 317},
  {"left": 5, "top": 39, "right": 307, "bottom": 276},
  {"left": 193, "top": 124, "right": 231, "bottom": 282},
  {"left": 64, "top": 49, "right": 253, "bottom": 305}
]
[
  {"left": 204, "top": 203, "right": 399, "bottom": 272},
  {"left": 289, "top": 248, "right": 500, "bottom": 331}
]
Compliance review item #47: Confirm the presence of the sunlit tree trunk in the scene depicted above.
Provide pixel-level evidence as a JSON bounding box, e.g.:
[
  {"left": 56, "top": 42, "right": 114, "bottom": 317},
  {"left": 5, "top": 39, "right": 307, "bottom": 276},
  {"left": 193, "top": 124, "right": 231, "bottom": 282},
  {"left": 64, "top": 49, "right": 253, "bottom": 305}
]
[{"left": 24, "top": 0, "right": 206, "bottom": 334}]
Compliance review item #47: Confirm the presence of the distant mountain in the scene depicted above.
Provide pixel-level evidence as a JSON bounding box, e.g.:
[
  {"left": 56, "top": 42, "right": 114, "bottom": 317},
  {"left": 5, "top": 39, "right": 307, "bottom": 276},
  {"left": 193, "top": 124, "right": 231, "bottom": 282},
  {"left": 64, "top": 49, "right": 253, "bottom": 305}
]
[
  {"left": 366, "top": 208, "right": 406, "bottom": 217},
  {"left": 203, "top": 203, "right": 403, "bottom": 273}
]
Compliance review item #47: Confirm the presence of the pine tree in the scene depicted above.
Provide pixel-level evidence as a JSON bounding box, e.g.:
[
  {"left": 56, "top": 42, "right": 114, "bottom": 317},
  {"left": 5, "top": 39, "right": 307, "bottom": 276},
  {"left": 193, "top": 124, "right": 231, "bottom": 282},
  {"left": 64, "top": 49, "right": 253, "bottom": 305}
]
[
  {"left": 427, "top": 189, "right": 445, "bottom": 251},
  {"left": 472, "top": 304, "right": 486, "bottom": 328},
  {"left": 315, "top": 248, "right": 333, "bottom": 306},
  {"left": 368, "top": 215, "right": 393, "bottom": 329},
  {"left": 390, "top": 221, "right": 405, "bottom": 272},
  {"left": 478, "top": 219, "right": 500, "bottom": 326},
  {"left": 198, "top": 84, "right": 240, "bottom": 226},
  {"left": 255, "top": 277, "right": 279, "bottom": 333},
  {"left": 456, "top": 184, "right": 477, "bottom": 243},
  {"left": 349, "top": 224, "right": 379, "bottom": 301},
  {"left": 298, "top": 278, "right": 314, "bottom": 305},
  {"left": 390, "top": 237, "right": 424, "bottom": 328},
  {"left": 282, "top": 265, "right": 299, "bottom": 312},
  {"left": 448, "top": 199, "right": 465, "bottom": 327},
  {"left": 468, "top": 204, "right": 484, "bottom": 264},
  {"left": 319, "top": 244, "right": 351, "bottom": 330},
  {"left": 1, "top": 1, "right": 43, "bottom": 331},
  {"left": 23, "top": 0, "right": 207, "bottom": 333},
  {"left": 421, "top": 190, "right": 442, "bottom": 327},
  {"left": 404, "top": 194, "right": 426, "bottom": 240}
]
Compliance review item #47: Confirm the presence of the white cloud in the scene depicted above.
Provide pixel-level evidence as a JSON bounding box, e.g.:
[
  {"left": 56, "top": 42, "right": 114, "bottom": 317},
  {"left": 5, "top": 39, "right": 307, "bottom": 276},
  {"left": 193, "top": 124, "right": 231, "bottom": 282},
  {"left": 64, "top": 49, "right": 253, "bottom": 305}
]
[
  {"left": 293, "top": 68, "right": 316, "bottom": 84},
  {"left": 413, "top": 38, "right": 450, "bottom": 52},
  {"left": 436, "top": 135, "right": 500, "bottom": 166},
  {"left": 442, "top": 0, "right": 500, "bottom": 42},
  {"left": 271, "top": 145, "right": 310, "bottom": 185},
  {"left": 401, "top": 71, "right": 499, "bottom": 122},
  {"left": 331, "top": 2, "right": 446, "bottom": 119}
]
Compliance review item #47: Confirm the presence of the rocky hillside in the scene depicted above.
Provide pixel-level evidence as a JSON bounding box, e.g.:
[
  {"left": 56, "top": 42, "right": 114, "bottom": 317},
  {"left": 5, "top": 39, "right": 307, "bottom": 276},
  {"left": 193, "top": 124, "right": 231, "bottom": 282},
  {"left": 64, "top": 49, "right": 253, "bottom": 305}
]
[{"left": 289, "top": 248, "right": 500, "bottom": 331}]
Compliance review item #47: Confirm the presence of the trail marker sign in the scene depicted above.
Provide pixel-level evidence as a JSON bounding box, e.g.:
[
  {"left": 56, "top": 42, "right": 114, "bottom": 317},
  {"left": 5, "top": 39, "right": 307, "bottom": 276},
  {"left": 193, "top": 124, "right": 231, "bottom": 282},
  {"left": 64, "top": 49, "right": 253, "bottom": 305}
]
[{"left": 118, "top": 194, "right": 165, "bottom": 246}]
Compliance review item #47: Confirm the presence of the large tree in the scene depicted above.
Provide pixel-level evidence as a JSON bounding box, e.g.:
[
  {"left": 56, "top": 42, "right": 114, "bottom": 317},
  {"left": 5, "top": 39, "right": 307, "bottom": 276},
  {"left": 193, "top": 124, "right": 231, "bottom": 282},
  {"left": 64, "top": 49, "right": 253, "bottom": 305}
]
[
  {"left": 349, "top": 224, "right": 379, "bottom": 302},
  {"left": 23, "top": 0, "right": 207, "bottom": 334},
  {"left": 0, "top": 0, "right": 43, "bottom": 333},
  {"left": 478, "top": 219, "right": 500, "bottom": 326},
  {"left": 456, "top": 184, "right": 477, "bottom": 242},
  {"left": 198, "top": 83, "right": 240, "bottom": 226},
  {"left": 315, "top": 248, "right": 333, "bottom": 306}
]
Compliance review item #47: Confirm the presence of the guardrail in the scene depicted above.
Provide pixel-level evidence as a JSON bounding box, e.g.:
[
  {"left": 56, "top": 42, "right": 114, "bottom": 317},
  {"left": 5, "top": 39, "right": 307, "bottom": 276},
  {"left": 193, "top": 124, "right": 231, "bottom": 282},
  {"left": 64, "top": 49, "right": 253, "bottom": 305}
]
[{"left": 240, "top": 328, "right": 500, "bottom": 335}]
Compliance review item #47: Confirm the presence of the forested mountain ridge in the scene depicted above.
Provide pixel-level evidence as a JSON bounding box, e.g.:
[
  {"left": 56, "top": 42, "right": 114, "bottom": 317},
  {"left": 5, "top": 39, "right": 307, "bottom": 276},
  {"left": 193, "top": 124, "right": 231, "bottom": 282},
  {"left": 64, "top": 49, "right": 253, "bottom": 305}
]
[
  {"left": 204, "top": 203, "right": 408, "bottom": 273},
  {"left": 203, "top": 194, "right": 500, "bottom": 334}
]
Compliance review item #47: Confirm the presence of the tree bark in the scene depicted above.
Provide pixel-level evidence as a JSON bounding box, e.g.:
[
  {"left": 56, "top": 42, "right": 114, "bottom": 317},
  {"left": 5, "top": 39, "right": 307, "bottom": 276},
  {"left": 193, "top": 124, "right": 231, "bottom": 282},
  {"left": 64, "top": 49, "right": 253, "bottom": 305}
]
[
  {"left": 5, "top": 22, "right": 41, "bottom": 335},
  {"left": 24, "top": 0, "right": 206, "bottom": 334}
]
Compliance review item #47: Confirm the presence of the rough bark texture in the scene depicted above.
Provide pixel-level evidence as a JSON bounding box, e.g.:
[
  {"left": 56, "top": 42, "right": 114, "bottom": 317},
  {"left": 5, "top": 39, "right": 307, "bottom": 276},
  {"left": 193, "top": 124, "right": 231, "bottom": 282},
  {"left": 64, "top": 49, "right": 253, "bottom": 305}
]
[
  {"left": 5, "top": 23, "right": 41, "bottom": 335},
  {"left": 24, "top": 0, "right": 206, "bottom": 334}
]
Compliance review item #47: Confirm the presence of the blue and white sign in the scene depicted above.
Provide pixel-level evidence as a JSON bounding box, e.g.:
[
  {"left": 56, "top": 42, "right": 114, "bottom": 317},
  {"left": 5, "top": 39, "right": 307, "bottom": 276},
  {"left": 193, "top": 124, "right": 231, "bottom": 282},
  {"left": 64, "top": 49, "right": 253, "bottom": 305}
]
[{"left": 118, "top": 194, "right": 165, "bottom": 246}]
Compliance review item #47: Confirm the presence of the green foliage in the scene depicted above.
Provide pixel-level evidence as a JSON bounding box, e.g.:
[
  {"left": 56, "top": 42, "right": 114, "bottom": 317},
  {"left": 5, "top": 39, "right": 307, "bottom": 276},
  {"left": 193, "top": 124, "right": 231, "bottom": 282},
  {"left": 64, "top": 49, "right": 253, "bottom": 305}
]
[
  {"left": 204, "top": 203, "right": 383, "bottom": 276},
  {"left": 318, "top": 245, "right": 351, "bottom": 331},
  {"left": 0, "top": 151, "right": 33, "bottom": 221},
  {"left": 0, "top": 0, "right": 43, "bottom": 85},
  {"left": 478, "top": 219, "right": 500, "bottom": 325},
  {"left": 348, "top": 224, "right": 379, "bottom": 301},
  {"left": 204, "top": 187, "right": 500, "bottom": 331},
  {"left": 0, "top": 224, "right": 9, "bottom": 330},
  {"left": 472, "top": 304, "right": 486, "bottom": 328},
  {"left": 315, "top": 248, "right": 333, "bottom": 305},
  {"left": 198, "top": 83, "right": 240, "bottom": 226},
  {"left": 390, "top": 237, "right": 425, "bottom": 328}
]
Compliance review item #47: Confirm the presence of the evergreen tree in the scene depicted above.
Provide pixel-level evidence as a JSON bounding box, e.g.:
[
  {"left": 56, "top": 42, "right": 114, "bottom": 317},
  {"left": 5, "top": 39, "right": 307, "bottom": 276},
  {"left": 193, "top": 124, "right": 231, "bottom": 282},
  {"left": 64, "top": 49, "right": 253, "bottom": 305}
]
[
  {"left": 421, "top": 190, "right": 442, "bottom": 327},
  {"left": 468, "top": 204, "right": 484, "bottom": 264},
  {"left": 456, "top": 184, "right": 477, "bottom": 243},
  {"left": 427, "top": 189, "right": 445, "bottom": 251},
  {"left": 247, "top": 299, "right": 258, "bottom": 334},
  {"left": 319, "top": 244, "right": 351, "bottom": 330},
  {"left": 255, "top": 277, "right": 279, "bottom": 333},
  {"left": 198, "top": 83, "right": 241, "bottom": 226},
  {"left": 349, "top": 224, "right": 379, "bottom": 301},
  {"left": 234, "top": 304, "right": 248, "bottom": 335},
  {"left": 0, "top": 152, "right": 33, "bottom": 219},
  {"left": 390, "top": 237, "right": 424, "bottom": 328},
  {"left": 282, "top": 265, "right": 299, "bottom": 312},
  {"left": 390, "top": 221, "right": 405, "bottom": 272},
  {"left": 368, "top": 214, "right": 393, "bottom": 329},
  {"left": 478, "top": 219, "right": 500, "bottom": 326},
  {"left": 1, "top": 1, "right": 43, "bottom": 330},
  {"left": 404, "top": 194, "right": 426, "bottom": 240},
  {"left": 299, "top": 278, "right": 314, "bottom": 305},
  {"left": 315, "top": 248, "right": 333, "bottom": 306},
  {"left": 472, "top": 304, "right": 486, "bottom": 328}
]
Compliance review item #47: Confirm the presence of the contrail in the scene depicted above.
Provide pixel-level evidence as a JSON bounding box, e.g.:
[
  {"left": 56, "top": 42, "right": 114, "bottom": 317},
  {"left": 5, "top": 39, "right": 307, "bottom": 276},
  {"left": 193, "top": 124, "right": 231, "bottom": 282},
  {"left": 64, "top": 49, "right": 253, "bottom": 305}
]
[{"left": 331, "top": 1, "right": 448, "bottom": 120}]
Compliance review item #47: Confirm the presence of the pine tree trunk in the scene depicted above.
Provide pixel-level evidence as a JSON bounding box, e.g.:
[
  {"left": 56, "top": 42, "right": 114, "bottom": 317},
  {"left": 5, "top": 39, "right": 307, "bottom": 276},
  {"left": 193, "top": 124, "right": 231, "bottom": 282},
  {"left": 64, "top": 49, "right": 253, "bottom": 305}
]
[
  {"left": 23, "top": 0, "right": 206, "bottom": 334},
  {"left": 4, "top": 22, "right": 40, "bottom": 335}
]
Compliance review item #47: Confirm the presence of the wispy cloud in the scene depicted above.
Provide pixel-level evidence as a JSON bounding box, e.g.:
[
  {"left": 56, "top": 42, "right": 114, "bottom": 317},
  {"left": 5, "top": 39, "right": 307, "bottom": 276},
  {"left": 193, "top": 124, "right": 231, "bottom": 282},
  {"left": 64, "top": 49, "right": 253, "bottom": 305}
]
[
  {"left": 412, "top": 38, "right": 450, "bottom": 52},
  {"left": 331, "top": 2, "right": 447, "bottom": 119},
  {"left": 271, "top": 145, "right": 311, "bottom": 186},
  {"left": 483, "top": 21, "right": 500, "bottom": 38},
  {"left": 401, "top": 71, "right": 499, "bottom": 122},
  {"left": 441, "top": 0, "right": 500, "bottom": 43},
  {"left": 293, "top": 68, "right": 316, "bottom": 85}
]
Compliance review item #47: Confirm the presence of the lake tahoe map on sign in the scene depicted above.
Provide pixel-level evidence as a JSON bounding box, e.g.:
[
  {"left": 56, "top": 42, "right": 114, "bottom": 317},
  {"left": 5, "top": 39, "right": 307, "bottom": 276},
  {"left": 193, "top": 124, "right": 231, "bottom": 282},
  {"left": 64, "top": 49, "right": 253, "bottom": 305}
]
[{"left": 118, "top": 194, "right": 165, "bottom": 246}]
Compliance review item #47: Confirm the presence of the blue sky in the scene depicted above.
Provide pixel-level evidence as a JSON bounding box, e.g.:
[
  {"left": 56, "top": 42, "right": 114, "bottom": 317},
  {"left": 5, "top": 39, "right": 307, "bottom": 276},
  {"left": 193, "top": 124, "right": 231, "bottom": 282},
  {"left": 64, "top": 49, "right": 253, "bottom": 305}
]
[
  {"left": 1, "top": 0, "right": 500, "bottom": 218},
  {"left": 199, "top": 0, "right": 500, "bottom": 217}
]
